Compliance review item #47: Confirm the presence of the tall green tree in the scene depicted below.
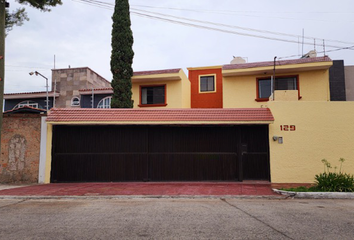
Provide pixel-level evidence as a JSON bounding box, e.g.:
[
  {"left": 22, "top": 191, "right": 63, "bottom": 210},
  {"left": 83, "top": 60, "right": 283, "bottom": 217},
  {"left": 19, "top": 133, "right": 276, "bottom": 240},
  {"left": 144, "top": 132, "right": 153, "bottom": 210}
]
[
  {"left": 110, "top": 0, "right": 134, "bottom": 108},
  {"left": 1, "top": 0, "right": 62, "bottom": 152}
]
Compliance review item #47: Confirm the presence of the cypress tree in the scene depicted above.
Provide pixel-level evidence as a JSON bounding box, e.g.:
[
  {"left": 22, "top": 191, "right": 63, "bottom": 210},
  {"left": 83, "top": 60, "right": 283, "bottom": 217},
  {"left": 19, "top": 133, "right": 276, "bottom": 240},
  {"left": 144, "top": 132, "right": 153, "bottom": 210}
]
[{"left": 110, "top": 0, "right": 134, "bottom": 108}]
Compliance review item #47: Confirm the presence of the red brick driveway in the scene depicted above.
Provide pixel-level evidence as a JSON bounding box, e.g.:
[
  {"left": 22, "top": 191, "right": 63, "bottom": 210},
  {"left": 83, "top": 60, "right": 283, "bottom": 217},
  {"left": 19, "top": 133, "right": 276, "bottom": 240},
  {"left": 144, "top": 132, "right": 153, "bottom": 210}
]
[{"left": 0, "top": 182, "right": 281, "bottom": 197}]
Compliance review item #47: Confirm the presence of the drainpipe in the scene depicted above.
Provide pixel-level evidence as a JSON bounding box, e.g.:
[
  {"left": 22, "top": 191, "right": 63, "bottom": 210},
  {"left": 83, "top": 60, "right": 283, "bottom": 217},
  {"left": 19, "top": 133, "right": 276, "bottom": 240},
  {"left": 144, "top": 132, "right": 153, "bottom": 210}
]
[{"left": 271, "top": 56, "right": 277, "bottom": 101}]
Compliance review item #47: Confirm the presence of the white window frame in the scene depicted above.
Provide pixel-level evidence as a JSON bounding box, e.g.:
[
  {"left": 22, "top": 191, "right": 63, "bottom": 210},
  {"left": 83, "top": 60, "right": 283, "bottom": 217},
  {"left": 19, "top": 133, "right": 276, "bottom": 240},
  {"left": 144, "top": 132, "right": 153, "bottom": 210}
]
[
  {"left": 71, "top": 97, "right": 80, "bottom": 107},
  {"left": 199, "top": 74, "right": 216, "bottom": 93},
  {"left": 13, "top": 100, "right": 39, "bottom": 109},
  {"left": 97, "top": 96, "right": 112, "bottom": 108}
]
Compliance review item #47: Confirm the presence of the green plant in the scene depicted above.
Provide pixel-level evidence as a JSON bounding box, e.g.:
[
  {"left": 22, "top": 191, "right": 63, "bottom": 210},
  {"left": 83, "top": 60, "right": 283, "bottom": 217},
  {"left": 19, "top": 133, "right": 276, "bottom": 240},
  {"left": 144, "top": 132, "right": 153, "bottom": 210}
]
[
  {"left": 110, "top": 0, "right": 134, "bottom": 108},
  {"left": 312, "top": 158, "right": 354, "bottom": 192}
]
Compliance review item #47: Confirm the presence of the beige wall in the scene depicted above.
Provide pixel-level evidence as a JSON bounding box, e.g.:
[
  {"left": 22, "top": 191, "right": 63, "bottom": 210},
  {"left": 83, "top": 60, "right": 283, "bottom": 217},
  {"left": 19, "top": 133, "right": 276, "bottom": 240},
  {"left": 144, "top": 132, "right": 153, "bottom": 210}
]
[
  {"left": 132, "top": 71, "right": 191, "bottom": 109},
  {"left": 345, "top": 66, "right": 354, "bottom": 101},
  {"left": 132, "top": 80, "right": 183, "bottom": 108},
  {"left": 223, "top": 69, "right": 330, "bottom": 108},
  {"left": 268, "top": 101, "right": 354, "bottom": 183},
  {"left": 181, "top": 71, "right": 191, "bottom": 108}
]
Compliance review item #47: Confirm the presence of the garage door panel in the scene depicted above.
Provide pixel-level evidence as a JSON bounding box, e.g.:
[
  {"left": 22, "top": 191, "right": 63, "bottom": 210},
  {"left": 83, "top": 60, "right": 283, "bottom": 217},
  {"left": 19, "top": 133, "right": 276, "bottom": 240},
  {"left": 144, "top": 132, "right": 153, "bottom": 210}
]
[
  {"left": 51, "top": 153, "right": 148, "bottom": 182},
  {"left": 148, "top": 153, "right": 238, "bottom": 181},
  {"left": 242, "top": 153, "right": 270, "bottom": 180},
  {"left": 148, "top": 126, "right": 239, "bottom": 153},
  {"left": 51, "top": 125, "right": 269, "bottom": 182},
  {"left": 53, "top": 125, "right": 148, "bottom": 153}
]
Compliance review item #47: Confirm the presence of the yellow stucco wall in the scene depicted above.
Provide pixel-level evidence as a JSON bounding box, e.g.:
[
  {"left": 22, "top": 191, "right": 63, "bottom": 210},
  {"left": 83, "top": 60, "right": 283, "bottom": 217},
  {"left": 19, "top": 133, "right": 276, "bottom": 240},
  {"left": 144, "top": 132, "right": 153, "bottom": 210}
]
[
  {"left": 131, "top": 70, "right": 190, "bottom": 108},
  {"left": 131, "top": 80, "right": 182, "bottom": 108},
  {"left": 223, "top": 69, "right": 330, "bottom": 108},
  {"left": 44, "top": 123, "right": 53, "bottom": 183},
  {"left": 181, "top": 71, "right": 191, "bottom": 108},
  {"left": 268, "top": 101, "right": 354, "bottom": 183}
]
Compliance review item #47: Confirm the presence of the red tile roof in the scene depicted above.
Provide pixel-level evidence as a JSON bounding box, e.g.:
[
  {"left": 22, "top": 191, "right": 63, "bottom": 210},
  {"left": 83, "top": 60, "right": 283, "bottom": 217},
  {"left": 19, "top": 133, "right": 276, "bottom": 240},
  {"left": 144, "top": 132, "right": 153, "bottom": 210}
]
[
  {"left": 47, "top": 108, "right": 274, "bottom": 123},
  {"left": 134, "top": 68, "right": 181, "bottom": 76},
  {"left": 79, "top": 87, "right": 113, "bottom": 93},
  {"left": 4, "top": 91, "right": 57, "bottom": 96},
  {"left": 3, "top": 106, "right": 47, "bottom": 114},
  {"left": 223, "top": 56, "right": 332, "bottom": 70}
]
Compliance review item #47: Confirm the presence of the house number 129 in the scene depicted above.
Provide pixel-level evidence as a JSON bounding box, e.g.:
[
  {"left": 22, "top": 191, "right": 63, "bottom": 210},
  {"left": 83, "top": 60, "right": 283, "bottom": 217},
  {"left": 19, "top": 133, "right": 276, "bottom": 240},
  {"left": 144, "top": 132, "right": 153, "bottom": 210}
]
[{"left": 280, "top": 125, "right": 296, "bottom": 131}]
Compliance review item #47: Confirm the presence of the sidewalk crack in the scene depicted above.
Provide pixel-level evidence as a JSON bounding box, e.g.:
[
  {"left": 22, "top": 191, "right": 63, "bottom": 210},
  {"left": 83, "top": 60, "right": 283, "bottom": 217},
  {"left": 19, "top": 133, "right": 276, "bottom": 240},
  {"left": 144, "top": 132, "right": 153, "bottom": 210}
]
[
  {"left": 220, "top": 198, "right": 294, "bottom": 240},
  {"left": 0, "top": 199, "right": 27, "bottom": 209}
]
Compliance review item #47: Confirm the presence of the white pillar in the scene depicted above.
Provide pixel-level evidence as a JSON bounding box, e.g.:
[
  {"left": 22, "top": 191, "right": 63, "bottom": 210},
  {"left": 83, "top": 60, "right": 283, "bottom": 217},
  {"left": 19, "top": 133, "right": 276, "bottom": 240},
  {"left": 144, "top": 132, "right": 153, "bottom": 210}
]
[{"left": 38, "top": 116, "right": 47, "bottom": 183}]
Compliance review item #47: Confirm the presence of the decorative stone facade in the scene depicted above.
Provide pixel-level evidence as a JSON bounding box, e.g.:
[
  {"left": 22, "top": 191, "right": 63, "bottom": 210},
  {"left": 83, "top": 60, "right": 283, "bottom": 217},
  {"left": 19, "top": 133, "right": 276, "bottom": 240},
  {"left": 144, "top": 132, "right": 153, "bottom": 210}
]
[
  {"left": 52, "top": 67, "right": 111, "bottom": 108},
  {"left": 0, "top": 114, "right": 42, "bottom": 183}
]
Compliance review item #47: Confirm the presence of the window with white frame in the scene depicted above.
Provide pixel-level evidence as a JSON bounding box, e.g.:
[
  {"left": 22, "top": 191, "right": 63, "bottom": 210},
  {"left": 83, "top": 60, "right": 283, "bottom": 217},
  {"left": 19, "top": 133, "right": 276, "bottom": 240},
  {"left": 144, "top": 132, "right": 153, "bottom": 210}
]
[
  {"left": 71, "top": 97, "right": 80, "bottom": 106},
  {"left": 97, "top": 96, "right": 112, "bottom": 108},
  {"left": 199, "top": 75, "right": 215, "bottom": 92},
  {"left": 13, "top": 100, "right": 40, "bottom": 109}
]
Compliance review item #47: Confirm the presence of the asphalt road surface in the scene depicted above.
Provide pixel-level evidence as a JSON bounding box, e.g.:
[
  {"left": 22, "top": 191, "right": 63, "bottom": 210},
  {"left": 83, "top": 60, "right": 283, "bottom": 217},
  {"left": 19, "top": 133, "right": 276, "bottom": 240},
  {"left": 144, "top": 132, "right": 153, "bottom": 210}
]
[{"left": 0, "top": 198, "right": 353, "bottom": 239}]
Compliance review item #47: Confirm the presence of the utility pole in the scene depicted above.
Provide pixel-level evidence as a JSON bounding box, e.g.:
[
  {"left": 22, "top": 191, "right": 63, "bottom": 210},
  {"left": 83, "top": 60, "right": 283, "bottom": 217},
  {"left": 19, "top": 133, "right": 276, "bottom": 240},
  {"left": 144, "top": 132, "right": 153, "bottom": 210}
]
[{"left": 0, "top": 1, "right": 9, "bottom": 152}]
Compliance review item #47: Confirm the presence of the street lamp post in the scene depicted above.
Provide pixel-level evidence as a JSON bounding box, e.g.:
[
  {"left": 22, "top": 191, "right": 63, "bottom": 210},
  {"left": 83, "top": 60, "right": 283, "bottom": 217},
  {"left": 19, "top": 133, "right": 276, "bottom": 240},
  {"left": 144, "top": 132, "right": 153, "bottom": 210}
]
[{"left": 29, "top": 71, "right": 49, "bottom": 111}]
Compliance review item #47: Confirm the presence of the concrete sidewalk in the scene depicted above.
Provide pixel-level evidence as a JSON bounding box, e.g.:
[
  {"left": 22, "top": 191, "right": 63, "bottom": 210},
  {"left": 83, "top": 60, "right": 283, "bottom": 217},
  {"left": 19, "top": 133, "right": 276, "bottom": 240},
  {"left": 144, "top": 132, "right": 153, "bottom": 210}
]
[{"left": 0, "top": 182, "right": 281, "bottom": 198}]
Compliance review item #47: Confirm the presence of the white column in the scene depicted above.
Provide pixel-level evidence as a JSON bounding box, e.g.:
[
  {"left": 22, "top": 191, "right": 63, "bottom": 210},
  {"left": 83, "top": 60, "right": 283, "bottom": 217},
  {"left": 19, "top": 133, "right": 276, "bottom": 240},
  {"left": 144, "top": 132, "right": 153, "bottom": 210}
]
[{"left": 38, "top": 116, "right": 47, "bottom": 183}]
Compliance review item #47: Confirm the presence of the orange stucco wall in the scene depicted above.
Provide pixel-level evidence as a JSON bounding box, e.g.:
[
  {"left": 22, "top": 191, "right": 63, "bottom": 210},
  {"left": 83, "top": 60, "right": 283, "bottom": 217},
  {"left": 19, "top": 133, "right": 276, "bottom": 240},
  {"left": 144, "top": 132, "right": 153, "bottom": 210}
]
[{"left": 189, "top": 68, "right": 223, "bottom": 108}]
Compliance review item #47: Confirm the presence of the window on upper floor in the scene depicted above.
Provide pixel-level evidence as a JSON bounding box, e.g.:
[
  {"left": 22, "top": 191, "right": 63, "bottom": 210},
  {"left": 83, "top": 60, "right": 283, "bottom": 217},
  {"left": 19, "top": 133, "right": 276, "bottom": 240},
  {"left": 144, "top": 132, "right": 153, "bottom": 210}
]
[
  {"left": 71, "top": 97, "right": 80, "bottom": 107},
  {"left": 139, "top": 85, "right": 166, "bottom": 107},
  {"left": 257, "top": 76, "right": 299, "bottom": 101},
  {"left": 199, "top": 75, "right": 215, "bottom": 93},
  {"left": 97, "top": 96, "right": 112, "bottom": 108},
  {"left": 13, "top": 100, "right": 40, "bottom": 109}
]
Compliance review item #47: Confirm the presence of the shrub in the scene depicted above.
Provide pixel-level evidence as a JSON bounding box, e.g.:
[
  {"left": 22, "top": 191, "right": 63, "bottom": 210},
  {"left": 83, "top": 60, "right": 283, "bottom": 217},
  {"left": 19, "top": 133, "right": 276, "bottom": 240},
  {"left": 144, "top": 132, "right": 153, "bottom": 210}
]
[{"left": 312, "top": 158, "right": 354, "bottom": 192}]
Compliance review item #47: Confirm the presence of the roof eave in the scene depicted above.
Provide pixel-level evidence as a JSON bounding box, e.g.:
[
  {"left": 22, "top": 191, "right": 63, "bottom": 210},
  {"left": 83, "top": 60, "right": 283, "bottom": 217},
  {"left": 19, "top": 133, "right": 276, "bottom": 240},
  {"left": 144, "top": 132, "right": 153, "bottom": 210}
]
[
  {"left": 4, "top": 92, "right": 60, "bottom": 100},
  {"left": 223, "top": 61, "right": 333, "bottom": 77},
  {"left": 46, "top": 120, "right": 274, "bottom": 125},
  {"left": 132, "top": 70, "right": 183, "bottom": 83}
]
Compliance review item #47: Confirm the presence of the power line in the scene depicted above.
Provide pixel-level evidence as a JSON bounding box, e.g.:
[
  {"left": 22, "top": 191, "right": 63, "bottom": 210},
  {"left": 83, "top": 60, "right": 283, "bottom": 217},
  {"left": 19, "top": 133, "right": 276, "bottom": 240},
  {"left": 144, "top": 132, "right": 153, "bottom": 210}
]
[
  {"left": 73, "top": 0, "right": 354, "bottom": 51},
  {"left": 129, "top": 7, "right": 354, "bottom": 46},
  {"left": 278, "top": 45, "right": 354, "bottom": 60}
]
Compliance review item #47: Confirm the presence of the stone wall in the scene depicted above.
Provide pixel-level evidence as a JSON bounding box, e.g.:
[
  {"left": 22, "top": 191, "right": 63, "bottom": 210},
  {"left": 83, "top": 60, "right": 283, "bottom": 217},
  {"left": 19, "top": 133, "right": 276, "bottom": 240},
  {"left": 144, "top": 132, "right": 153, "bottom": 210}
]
[
  {"left": 0, "top": 114, "right": 42, "bottom": 183},
  {"left": 52, "top": 67, "right": 111, "bottom": 108}
]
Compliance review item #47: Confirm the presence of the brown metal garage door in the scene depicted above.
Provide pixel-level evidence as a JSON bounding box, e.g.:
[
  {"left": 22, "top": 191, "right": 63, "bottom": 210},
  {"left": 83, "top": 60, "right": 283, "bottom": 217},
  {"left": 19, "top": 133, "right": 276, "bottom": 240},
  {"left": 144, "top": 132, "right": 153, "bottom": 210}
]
[{"left": 50, "top": 125, "right": 269, "bottom": 182}]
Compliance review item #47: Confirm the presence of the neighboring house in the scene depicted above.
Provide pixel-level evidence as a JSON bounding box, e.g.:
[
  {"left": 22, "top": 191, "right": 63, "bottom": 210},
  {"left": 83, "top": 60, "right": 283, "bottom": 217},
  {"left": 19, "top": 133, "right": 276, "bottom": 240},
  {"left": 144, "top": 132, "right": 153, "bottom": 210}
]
[
  {"left": 4, "top": 91, "right": 59, "bottom": 111},
  {"left": 344, "top": 64, "right": 354, "bottom": 101},
  {"left": 79, "top": 68, "right": 190, "bottom": 109},
  {"left": 3, "top": 56, "right": 354, "bottom": 185},
  {"left": 4, "top": 67, "right": 111, "bottom": 111}
]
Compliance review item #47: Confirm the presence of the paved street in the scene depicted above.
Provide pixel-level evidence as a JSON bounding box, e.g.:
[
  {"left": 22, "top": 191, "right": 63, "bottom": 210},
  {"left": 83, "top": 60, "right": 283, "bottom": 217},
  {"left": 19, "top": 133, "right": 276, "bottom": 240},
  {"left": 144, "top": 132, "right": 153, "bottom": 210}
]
[{"left": 0, "top": 198, "right": 353, "bottom": 240}]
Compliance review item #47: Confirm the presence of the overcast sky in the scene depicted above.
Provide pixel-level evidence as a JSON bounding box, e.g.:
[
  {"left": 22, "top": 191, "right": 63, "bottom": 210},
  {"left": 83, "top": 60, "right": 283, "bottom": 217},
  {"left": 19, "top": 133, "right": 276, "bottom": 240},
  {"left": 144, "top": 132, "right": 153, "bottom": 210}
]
[{"left": 4, "top": 0, "right": 354, "bottom": 93}]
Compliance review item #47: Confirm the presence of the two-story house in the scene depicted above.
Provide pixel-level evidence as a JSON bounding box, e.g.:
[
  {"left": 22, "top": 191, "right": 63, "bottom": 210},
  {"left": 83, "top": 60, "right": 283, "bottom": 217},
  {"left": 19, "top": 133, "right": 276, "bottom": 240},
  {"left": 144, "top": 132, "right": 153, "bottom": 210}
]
[{"left": 3, "top": 56, "right": 354, "bottom": 186}]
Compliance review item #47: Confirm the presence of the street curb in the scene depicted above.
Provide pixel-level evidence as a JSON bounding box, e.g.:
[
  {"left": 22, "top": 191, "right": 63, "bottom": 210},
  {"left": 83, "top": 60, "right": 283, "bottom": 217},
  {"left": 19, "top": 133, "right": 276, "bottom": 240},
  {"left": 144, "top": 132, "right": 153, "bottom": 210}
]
[
  {"left": 272, "top": 189, "right": 354, "bottom": 199},
  {"left": 0, "top": 195, "right": 286, "bottom": 200}
]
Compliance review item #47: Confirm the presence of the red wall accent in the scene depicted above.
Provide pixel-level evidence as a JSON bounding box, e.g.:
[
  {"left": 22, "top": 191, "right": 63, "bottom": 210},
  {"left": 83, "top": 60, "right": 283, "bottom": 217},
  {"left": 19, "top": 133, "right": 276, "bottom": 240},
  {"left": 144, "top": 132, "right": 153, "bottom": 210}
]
[{"left": 189, "top": 68, "right": 223, "bottom": 108}]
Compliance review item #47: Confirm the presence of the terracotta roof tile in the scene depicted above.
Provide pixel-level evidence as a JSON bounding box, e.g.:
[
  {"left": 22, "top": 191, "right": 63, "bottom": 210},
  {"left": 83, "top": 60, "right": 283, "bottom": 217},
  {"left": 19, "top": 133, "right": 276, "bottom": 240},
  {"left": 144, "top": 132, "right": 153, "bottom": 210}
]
[
  {"left": 133, "top": 68, "right": 181, "bottom": 76},
  {"left": 4, "top": 106, "right": 47, "bottom": 114},
  {"left": 79, "top": 87, "right": 113, "bottom": 92},
  {"left": 4, "top": 91, "right": 57, "bottom": 96},
  {"left": 223, "top": 56, "right": 332, "bottom": 70},
  {"left": 47, "top": 108, "right": 274, "bottom": 123}
]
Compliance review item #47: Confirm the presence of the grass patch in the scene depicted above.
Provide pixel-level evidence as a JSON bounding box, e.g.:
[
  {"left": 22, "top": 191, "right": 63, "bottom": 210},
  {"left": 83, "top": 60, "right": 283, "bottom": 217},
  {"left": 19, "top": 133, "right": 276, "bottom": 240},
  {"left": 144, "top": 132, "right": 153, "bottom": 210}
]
[{"left": 280, "top": 186, "right": 318, "bottom": 192}]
